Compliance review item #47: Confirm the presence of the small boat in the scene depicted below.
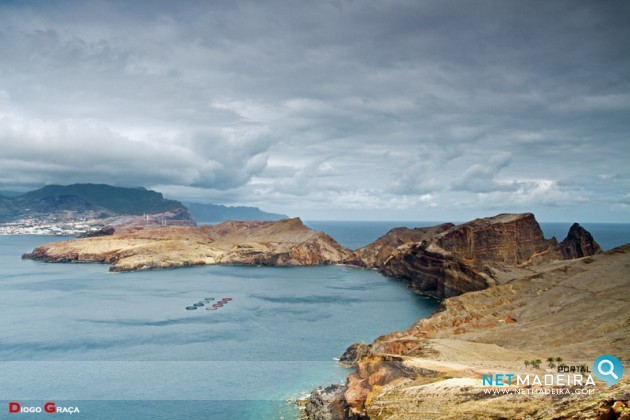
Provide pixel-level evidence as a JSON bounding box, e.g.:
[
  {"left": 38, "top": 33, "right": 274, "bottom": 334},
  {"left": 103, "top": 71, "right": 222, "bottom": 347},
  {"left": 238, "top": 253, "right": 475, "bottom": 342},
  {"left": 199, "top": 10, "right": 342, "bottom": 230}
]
[
  {"left": 186, "top": 306, "right": 198, "bottom": 310},
  {"left": 193, "top": 302, "right": 204, "bottom": 307},
  {"left": 205, "top": 307, "right": 218, "bottom": 311},
  {"left": 205, "top": 297, "right": 214, "bottom": 300},
  {"left": 222, "top": 298, "right": 233, "bottom": 301},
  {"left": 212, "top": 303, "right": 223, "bottom": 307}
]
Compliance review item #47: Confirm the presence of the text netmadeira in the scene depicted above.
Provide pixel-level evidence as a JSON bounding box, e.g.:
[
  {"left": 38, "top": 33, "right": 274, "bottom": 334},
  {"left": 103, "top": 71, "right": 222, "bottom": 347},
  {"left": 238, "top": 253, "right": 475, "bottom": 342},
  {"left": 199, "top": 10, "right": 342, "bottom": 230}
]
[{"left": 8, "top": 402, "right": 80, "bottom": 414}]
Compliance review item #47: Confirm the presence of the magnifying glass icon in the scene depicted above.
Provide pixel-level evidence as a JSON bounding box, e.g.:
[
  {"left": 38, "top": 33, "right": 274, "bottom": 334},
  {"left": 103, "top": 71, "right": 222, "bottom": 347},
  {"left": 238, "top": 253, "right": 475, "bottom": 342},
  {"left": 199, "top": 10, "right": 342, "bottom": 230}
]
[{"left": 598, "top": 359, "right": 619, "bottom": 380}]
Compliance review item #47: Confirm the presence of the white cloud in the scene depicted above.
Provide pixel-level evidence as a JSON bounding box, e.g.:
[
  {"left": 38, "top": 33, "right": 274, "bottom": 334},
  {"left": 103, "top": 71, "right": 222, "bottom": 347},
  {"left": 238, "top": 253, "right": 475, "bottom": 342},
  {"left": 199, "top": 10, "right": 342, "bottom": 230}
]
[
  {"left": 452, "top": 153, "right": 516, "bottom": 193},
  {"left": 0, "top": 0, "right": 628, "bottom": 221}
]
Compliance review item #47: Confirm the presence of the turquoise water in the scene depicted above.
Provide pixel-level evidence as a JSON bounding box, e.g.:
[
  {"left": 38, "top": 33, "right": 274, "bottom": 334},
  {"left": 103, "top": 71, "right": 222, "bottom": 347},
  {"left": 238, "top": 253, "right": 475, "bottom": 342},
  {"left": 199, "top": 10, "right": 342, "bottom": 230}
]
[
  {"left": 2, "top": 222, "right": 627, "bottom": 419},
  {"left": 0, "top": 235, "right": 438, "bottom": 419}
]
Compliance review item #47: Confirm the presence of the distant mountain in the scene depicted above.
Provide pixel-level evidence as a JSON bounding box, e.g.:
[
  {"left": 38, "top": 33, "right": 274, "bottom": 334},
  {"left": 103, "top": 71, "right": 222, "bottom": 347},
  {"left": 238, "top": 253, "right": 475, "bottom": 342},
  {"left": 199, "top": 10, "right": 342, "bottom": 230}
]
[
  {"left": 0, "top": 190, "right": 24, "bottom": 197},
  {"left": 0, "top": 195, "right": 17, "bottom": 220},
  {"left": 0, "top": 183, "right": 287, "bottom": 227},
  {"left": 0, "top": 183, "right": 191, "bottom": 222},
  {"left": 184, "top": 202, "right": 288, "bottom": 223}
]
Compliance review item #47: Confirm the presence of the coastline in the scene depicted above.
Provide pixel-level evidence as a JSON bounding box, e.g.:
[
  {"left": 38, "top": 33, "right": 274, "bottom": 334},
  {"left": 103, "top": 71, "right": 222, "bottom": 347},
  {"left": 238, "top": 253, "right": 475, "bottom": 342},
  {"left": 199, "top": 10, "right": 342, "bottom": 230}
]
[
  {"left": 302, "top": 245, "right": 630, "bottom": 419},
  {"left": 11, "top": 214, "right": 630, "bottom": 418}
]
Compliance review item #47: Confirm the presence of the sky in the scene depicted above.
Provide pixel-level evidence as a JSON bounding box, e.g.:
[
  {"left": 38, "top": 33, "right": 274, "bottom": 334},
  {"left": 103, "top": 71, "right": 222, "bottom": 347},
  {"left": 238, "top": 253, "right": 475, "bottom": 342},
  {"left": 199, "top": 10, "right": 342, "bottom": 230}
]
[{"left": 0, "top": 0, "right": 629, "bottom": 222}]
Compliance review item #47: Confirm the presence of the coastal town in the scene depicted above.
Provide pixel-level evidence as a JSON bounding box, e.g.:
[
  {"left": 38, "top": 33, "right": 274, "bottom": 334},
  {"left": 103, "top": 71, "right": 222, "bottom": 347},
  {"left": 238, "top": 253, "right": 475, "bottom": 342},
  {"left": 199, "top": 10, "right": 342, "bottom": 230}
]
[{"left": 0, "top": 217, "right": 101, "bottom": 236}]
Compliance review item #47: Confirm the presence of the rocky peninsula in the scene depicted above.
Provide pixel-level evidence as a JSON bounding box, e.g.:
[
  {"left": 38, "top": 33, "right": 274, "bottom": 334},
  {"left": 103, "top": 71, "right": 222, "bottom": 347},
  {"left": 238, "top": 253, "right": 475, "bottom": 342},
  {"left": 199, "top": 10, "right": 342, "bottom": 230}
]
[
  {"left": 351, "top": 213, "right": 601, "bottom": 299},
  {"left": 304, "top": 215, "right": 628, "bottom": 420},
  {"left": 21, "top": 213, "right": 628, "bottom": 418},
  {"left": 23, "top": 217, "right": 352, "bottom": 271}
]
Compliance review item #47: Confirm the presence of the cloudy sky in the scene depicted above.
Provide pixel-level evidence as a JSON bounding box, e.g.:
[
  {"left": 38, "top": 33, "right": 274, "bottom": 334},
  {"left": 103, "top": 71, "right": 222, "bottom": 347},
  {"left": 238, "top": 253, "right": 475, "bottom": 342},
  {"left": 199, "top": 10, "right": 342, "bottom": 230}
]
[{"left": 0, "top": 0, "right": 628, "bottom": 221}]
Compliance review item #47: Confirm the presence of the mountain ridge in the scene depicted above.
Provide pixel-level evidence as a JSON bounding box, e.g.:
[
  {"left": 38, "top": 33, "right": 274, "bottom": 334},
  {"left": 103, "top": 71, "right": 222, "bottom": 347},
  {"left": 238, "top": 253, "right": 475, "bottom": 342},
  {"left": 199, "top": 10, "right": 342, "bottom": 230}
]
[
  {"left": 0, "top": 183, "right": 187, "bottom": 222},
  {"left": 184, "top": 201, "right": 288, "bottom": 222},
  {"left": 0, "top": 184, "right": 289, "bottom": 228}
]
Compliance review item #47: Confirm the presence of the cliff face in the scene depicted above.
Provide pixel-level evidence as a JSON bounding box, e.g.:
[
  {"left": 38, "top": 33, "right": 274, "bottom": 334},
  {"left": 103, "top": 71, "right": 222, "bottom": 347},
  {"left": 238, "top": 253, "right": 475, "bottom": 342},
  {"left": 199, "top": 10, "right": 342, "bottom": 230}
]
[
  {"left": 23, "top": 218, "right": 352, "bottom": 272},
  {"left": 308, "top": 245, "right": 630, "bottom": 419},
  {"left": 433, "top": 213, "right": 556, "bottom": 267},
  {"left": 379, "top": 242, "right": 495, "bottom": 299},
  {"left": 355, "top": 213, "right": 601, "bottom": 299},
  {"left": 351, "top": 223, "right": 454, "bottom": 267}
]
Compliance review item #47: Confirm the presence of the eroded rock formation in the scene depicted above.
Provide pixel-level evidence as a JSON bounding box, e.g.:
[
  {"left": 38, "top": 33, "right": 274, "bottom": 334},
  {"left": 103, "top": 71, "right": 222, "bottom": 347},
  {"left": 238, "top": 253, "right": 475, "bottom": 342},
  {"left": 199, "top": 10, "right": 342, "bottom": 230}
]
[
  {"left": 353, "top": 213, "right": 601, "bottom": 299},
  {"left": 557, "top": 222, "right": 602, "bottom": 259},
  {"left": 304, "top": 214, "right": 613, "bottom": 419},
  {"left": 306, "top": 244, "right": 629, "bottom": 419},
  {"left": 23, "top": 218, "right": 352, "bottom": 271}
]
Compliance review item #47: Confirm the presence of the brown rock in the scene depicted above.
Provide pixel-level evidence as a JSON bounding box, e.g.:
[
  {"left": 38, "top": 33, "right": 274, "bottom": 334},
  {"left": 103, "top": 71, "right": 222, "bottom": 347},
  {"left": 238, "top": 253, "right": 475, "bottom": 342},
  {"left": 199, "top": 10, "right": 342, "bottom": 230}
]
[
  {"left": 22, "top": 218, "right": 352, "bottom": 272},
  {"left": 344, "top": 374, "right": 369, "bottom": 409},
  {"left": 333, "top": 244, "right": 630, "bottom": 418},
  {"left": 556, "top": 222, "right": 602, "bottom": 259},
  {"left": 339, "top": 342, "right": 371, "bottom": 367},
  {"left": 355, "top": 213, "right": 601, "bottom": 299},
  {"left": 351, "top": 223, "right": 454, "bottom": 267}
]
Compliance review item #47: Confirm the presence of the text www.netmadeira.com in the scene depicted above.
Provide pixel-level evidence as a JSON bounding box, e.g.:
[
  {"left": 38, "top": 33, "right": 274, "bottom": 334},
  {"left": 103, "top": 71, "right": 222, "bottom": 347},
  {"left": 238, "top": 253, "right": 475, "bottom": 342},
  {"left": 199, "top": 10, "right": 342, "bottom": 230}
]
[{"left": 483, "top": 388, "right": 595, "bottom": 395}]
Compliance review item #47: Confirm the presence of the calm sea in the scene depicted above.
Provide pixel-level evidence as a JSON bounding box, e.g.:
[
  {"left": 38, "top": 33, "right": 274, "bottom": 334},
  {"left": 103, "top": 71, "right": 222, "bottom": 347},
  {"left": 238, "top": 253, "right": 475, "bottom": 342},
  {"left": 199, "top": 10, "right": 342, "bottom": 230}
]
[
  {"left": 1, "top": 222, "right": 627, "bottom": 419},
  {"left": 0, "top": 233, "right": 437, "bottom": 419}
]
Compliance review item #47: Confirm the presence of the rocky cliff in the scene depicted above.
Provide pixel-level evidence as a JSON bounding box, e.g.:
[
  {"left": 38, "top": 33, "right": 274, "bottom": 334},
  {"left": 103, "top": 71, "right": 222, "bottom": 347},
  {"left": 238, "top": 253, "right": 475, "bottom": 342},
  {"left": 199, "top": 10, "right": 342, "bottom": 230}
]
[
  {"left": 351, "top": 223, "right": 454, "bottom": 267},
  {"left": 557, "top": 222, "right": 603, "bottom": 259},
  {"left": 353, "top": 213, "right": 601, "bottom": 299},
  {"left": 306, "top": 244, "right": 629, "bottom": 419},
  {"left": 23, "top": 218, "right": 352, "bottom": 271}
]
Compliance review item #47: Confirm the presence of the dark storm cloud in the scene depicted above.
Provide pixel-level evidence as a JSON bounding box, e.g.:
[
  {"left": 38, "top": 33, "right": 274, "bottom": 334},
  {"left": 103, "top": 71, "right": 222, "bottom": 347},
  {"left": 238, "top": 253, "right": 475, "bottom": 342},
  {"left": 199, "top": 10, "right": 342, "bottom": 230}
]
[{"left": 0, "top": 0, "right": 628, "bottom": 220}]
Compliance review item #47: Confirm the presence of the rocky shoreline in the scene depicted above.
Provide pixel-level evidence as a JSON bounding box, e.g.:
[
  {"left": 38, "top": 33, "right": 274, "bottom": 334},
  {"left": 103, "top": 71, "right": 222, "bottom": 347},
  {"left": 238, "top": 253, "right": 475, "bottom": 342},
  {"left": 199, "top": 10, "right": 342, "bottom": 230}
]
[
  {"left": 22, "top": 218, "right": 352, "bottom": 272},
  {"left": 303, "top": 218, "right": 628, "bottom": 419},
  {"left": 20, "top": 212, "right": 628, "bottom": 418}
]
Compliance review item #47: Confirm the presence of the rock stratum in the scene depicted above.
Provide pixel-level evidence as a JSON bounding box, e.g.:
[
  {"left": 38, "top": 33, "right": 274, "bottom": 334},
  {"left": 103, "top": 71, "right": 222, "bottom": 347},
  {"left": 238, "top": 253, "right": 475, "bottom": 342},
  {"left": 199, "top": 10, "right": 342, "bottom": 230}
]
[
  {"left": 23, "top": 218, "right": 352, "bottom": 271},
  {"left": 304, "top": 216, "right": 629, "bottom": 420},
  {"left": 21, "top": 212, "right": 626, "bottom": 419},
  {"left": 352, "top": 213, "right": 602, "bottom": 299},
  {"left": 306, "top": 245, "right": 630, "bottom": 419}
]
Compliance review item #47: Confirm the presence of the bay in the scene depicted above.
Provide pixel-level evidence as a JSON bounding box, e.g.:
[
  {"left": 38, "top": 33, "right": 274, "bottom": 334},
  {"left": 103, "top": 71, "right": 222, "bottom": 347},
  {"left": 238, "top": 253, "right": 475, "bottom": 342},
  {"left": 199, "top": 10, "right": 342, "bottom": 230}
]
[{"left": 0, "top": 234, "right": 437, "bottom": 419}]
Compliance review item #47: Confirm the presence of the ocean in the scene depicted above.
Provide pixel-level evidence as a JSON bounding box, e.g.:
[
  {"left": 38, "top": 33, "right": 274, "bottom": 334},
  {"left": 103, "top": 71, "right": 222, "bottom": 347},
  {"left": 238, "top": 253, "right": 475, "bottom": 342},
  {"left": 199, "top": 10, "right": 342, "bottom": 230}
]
[
  {"left": 1, "top": 222, "right": 628, "bottom": 419},
  {"left": 0, "top": 233, "right": 437, "bottom": 419}
]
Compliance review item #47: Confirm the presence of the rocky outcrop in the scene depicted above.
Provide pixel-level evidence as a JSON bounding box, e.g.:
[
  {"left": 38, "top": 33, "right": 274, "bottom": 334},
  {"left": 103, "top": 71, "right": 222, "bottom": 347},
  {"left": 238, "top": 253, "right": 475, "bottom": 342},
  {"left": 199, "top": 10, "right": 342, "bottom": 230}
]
[
  {"left": 433, "top": 213, "right": 556, "bottom": 266},
  {"left": 23, "top": 218, "right": 352, "bottom": 272},
  {"left": 329, "top": 244, "right": 630, "bottom": 418},
  {"left": 354, "top": 213, "right": 601, "bottom": 299},
  {"left": 557, "top": 222, "right": 603, "bottom": 259},
  {"left": 308, "top": 213, "right": 609, "bottom": 418},
  {"left": 350, "top": 223, "right": 454, "bottom": 267},
  {"left": 380, "top": 241, "right": 496, "bottom": 299},
  {"left": 339, "top": 342, "right": 372, "bottom": 367},
  {"left": 303, "top": 384, "right": 362, "bottom": 420}
]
